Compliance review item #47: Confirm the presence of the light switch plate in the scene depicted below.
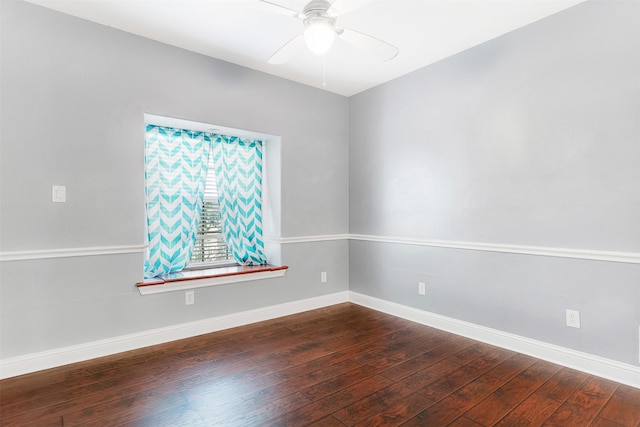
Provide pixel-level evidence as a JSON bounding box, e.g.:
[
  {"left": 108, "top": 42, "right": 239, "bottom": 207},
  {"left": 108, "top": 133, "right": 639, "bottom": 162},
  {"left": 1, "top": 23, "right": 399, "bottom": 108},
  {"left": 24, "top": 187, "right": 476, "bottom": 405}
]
[{"left": 52, "top": 185, "right": 66, "bottom": 203}]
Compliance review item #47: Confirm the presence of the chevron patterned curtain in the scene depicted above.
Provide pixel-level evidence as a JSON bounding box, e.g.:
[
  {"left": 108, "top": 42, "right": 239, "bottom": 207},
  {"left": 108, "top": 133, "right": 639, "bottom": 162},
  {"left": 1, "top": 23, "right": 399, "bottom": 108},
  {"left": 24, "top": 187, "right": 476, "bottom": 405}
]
[
  {"left": 143, "top": 125, "right": 212, "bottom": 278},
  {"left": 211, "top": 135, "right": 268, "bottom": 265}
]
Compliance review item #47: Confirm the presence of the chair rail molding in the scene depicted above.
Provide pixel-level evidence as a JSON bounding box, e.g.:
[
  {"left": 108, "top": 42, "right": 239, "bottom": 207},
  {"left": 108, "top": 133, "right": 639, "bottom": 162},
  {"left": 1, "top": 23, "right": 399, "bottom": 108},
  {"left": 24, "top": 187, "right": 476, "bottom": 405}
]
[
  {"left": 349, "top": 234, "right": 640, "bottom": 264},
  {"left": 0, "top": 245, "right": 146, "bottom": 262},
  {"left": 2, "top": 236, "right": 637, "bottom": 264}
]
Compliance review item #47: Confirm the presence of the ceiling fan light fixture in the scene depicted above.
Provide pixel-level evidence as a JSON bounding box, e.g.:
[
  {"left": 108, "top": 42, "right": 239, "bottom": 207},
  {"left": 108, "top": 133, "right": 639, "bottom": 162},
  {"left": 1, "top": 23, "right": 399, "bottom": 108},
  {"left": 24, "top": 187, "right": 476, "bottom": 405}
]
[{"left": 303, "top": 18, "right": 336, "bottom": 55}]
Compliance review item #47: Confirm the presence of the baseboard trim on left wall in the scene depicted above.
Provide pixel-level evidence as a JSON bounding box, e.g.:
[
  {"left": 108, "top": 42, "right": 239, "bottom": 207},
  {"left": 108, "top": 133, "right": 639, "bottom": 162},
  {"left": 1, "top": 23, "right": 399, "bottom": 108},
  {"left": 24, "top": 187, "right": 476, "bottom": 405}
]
[{"left": 0, "top": 291, "right": 350, "bottom": 379}]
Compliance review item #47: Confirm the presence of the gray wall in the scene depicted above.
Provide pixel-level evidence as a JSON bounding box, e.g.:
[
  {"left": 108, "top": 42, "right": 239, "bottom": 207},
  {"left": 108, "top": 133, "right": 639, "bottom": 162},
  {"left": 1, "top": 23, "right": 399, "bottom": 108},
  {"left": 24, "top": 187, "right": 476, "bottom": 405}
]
[
  {"left": 0, "top": 0, "right": 349, "bottom": 359},
  {"left": 349, "top": 0, "right": 640, "bottom": 366},
  {"left": 2, "top": 0, "right": 639, "bottom": 370}
]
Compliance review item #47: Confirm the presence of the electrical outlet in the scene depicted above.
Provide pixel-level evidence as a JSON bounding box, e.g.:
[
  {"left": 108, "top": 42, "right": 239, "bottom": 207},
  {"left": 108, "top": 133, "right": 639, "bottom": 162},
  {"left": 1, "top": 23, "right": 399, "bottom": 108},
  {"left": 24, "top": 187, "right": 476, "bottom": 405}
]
[
  {"left": 185, "top": 290, "right": 195, "bottom": 305},
  {"left": 418, "top": 282, "right": 426, "bottom": 295},
  {"left": 321, "top": 272, "right": 327, "bottom": 283},
  {"left": 566, "top": 309, "right": 580, "bottom": 328}
]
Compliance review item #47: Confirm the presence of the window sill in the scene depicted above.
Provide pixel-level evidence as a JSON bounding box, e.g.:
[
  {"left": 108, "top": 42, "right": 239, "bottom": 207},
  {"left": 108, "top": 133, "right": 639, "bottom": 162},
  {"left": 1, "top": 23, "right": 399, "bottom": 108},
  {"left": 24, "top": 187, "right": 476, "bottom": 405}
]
[{"left": 136, "top": 264, "right": 289, "bottom": 295}]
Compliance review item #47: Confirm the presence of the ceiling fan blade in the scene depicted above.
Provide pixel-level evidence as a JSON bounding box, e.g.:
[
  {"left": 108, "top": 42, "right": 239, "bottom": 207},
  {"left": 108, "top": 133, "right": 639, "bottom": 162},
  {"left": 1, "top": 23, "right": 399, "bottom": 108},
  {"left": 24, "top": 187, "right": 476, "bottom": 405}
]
[
  {"left": 327, "top": 0, "right": 368, "bottom": 16},
  {"left": 267, "top": 33, "right": 305, "bottom": 64},
  {"left": 258, "top": 0, "right": 303, "bottom": 19},
  {"left": 337, "top": 27, "right": 399, "bottom": 61}
]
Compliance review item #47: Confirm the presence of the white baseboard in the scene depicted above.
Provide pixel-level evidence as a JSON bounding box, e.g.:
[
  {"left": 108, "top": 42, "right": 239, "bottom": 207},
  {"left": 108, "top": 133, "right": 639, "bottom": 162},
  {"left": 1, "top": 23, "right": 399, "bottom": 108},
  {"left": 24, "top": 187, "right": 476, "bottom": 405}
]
[
  {"left": 3, "top": 290, "right": 639, "bottom": 390},
  {"left": 348, "top": 291, "right": 640, "bottom": 389},
  {"left": 0, "top": 291, "right": 350, "bottom": 379}
]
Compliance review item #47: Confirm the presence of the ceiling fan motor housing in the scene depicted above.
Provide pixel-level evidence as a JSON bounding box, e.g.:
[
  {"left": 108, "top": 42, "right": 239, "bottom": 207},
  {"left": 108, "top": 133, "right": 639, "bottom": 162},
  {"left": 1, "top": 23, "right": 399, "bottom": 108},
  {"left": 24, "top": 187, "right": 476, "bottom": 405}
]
[
  {"left": 303, "top": 0, "right": 332, "bottom": 15},
  {"left": 303, "top": 0, "right": 336, "bottom": 28}
]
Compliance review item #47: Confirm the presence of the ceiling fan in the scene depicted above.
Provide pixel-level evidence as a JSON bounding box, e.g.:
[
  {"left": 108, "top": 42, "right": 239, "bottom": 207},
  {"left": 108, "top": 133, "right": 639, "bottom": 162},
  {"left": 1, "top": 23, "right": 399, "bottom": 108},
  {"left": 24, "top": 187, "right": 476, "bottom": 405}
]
[{"left": 260, "top": 0, "right": 399, "bottom": 64}]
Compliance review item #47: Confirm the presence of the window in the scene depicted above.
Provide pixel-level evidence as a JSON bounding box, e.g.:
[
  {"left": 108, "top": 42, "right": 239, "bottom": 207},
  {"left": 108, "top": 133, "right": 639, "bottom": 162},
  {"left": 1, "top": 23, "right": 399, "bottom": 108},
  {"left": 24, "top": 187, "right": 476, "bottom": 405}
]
[
  {"left": 189, "top": 153, "right": 234, "bottom": 267},
  {"left": 143, "top": 115, "right": 271, "bottom": 279}
]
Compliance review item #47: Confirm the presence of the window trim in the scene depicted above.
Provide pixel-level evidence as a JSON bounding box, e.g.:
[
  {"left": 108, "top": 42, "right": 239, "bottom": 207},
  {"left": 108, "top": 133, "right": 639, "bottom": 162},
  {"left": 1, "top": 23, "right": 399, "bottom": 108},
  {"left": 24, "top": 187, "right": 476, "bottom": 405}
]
[
  {"left": 136, "top": 264, "right": 288, "bottom": 295},
  {"left": 183, "top": 259, "right": 238, "bottom": 271},
  {"left": 141, "top": 113, "right": 283, "bottom": 290}
]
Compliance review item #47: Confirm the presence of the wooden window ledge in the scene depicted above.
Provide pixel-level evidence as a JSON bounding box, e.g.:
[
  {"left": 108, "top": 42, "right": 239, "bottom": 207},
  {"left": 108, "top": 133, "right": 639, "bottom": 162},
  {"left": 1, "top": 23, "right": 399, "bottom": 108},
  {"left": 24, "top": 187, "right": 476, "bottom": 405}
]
[{"left": 136, "top": 264, "right": 288, "bottom": 295}]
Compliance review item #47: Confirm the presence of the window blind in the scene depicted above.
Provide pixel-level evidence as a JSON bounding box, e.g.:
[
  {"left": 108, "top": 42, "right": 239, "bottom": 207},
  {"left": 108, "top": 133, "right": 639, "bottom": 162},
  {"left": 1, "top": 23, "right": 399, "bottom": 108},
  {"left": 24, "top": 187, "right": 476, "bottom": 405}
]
[{"left": 189, "top": 151, "right": 233, "bottom": 265}]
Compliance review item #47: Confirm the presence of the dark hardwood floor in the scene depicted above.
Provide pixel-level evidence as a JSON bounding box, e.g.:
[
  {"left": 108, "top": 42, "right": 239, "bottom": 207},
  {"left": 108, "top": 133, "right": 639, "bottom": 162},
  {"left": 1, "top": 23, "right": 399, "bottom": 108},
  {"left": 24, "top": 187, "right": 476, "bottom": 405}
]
[{"left": 1, "top": 303, "right": 639, "bottom": 426}]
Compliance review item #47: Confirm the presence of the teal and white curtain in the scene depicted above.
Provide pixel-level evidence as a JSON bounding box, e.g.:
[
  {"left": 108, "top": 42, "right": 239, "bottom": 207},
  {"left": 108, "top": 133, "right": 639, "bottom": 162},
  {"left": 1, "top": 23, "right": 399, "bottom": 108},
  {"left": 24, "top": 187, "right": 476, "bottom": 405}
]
[
  {"left": 144, "top": 125, "right": 212, "bottom": 278},
  {"left": 211, "top": 135, "right": 267, "bottom": 266}
]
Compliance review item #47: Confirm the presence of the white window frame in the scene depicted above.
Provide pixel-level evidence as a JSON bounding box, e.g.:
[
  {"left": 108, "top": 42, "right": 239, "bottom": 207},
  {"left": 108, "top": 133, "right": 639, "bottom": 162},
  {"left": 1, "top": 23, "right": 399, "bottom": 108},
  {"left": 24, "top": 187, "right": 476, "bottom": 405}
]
[
  {"left": 139, "top": 114, "right": 282, "bottom": 294},
  {"left": 144, "top": 113, "right": 279, "bottom": 274}
]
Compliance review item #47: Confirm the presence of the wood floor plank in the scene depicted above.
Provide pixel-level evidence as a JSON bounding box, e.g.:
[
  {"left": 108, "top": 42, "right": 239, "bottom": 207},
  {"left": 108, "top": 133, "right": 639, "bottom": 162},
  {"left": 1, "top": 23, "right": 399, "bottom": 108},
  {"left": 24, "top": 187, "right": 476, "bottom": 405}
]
[
  {"left": 445, "top": 416, "right": 486, "bottom": 427},
  {"left": 543, "top": 376, "right": 619, "bottom": 426},
  {"left": 61, "top": 385, "right": 188, "bottom": 426},
  {"left": 492, "top": 367, "right": 590, "bottom": 426},
  {"left": 274, "top": 346, "right": 369, "bottom": 382},
  {"left": 1, "top": 303, "right": 638, "bottom": 427},
  {"left": 184, "top": 358, "right": 363, "bottom": 420},
  {"left": 534, "top": 367, "right": 591, "bottom": 403},
  {"left": 484, "top": 352, "right": 538, "bottom": 380},
  {"left": 453, "top": 359, "right": 562, "bottom": 426},
  {"left": 589, "top": 417, "right": 628, "bottom": 427},
  {"left": 0, "top": 331, "right": 236, "bottom": 399},
  {"left": 403, "top": 374, "right": 506, "bottom": 426},
  {"left": 0, "top": 413, "right": 64, "bottom": 427},
  {"left": 356, "top": 330, "right": 466, "bottom": 372},
  {"left": 268, "top": 374, "right": 394, "bottom": 426},
  {"left": 0, "top": 338, "right": 248, "bottom": 417},
  {"left": 366, "top": 347, "right": 515, "bottom": 426},
  {"left": 332, "top": 358, "right": 459, "bottom": 425},
  {"left": 0, "top": 346, "right": 264, "bottom": 422},
  {"left": 200, "top": 390, "right": 312, "bottom": 426},
  {"left": 119, "top": 404, "right": 207, "bottom": 427},
  {"left": 332, "top": 345, "right": 489, "bottom": 426},
  {"left": 597, "top": 384, "right": 640, "bottom": 426},
  {"left": 493, "top": 391, "right": 564, "bottom": 426},
  {"left": 307, "top": 415, "right": 348, "bottom": 427},
  {"left": 379, "top": 335, "right": 475, "bottom": 382},
  {"left": 301, "top": 364, "right": 383, "bottom": 402}
]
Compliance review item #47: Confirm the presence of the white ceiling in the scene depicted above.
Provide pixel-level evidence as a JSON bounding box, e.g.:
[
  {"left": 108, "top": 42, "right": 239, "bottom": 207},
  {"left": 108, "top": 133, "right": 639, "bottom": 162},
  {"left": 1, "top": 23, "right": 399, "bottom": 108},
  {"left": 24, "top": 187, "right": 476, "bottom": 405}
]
[{"left": 24, "top": 0, "right": 584, "bottom": 97}]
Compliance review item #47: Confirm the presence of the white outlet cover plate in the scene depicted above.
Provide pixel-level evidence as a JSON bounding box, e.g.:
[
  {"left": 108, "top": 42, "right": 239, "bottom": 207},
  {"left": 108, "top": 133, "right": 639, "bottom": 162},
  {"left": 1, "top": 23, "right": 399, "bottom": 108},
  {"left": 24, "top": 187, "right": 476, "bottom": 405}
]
[
  {"left": 185, "top": 290, "right": 195, "bottom": 305},
  {"left": 566, "top": 309, "right": 581, "bottom": 328}
]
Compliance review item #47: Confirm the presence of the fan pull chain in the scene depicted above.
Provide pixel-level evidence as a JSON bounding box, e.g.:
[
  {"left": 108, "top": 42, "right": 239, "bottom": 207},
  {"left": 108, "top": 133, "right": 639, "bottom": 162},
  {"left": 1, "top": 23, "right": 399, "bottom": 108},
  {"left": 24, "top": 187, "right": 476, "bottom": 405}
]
[{"left": 322, "top": 54, "right": 327, "bottom": 87}]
